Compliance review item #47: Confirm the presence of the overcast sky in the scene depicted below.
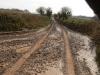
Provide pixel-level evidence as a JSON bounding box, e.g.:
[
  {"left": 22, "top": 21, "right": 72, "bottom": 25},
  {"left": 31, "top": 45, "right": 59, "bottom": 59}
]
[{"left": 0, "top": 0, "right": 95, "bottom": 17}]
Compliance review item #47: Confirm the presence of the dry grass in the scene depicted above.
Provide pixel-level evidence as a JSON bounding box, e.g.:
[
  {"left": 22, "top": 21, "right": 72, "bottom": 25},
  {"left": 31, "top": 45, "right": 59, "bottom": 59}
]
[{"left": 0, "top": 9, "right": 50, "bottom": 31}]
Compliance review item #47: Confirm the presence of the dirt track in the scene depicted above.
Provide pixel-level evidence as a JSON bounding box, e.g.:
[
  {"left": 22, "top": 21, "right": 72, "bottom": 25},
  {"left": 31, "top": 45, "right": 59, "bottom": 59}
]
[{"left": 0, "top": 19, "right": 99, "bottom": 75}]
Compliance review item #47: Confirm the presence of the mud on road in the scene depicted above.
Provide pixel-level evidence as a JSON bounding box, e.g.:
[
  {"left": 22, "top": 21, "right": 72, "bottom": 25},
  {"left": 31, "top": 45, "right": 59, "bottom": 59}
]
[
  {"left": 0, "top": 26, "right": 49, "bottom": 75},
  {"left": 0, "top": 20, "right": 99, "bottom": 75}
]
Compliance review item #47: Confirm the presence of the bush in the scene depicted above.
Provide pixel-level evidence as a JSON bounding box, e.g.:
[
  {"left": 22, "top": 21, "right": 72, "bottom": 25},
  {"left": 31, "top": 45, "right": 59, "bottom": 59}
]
[
  {"left": 63, "top": 18, "right": 98, "bottom": 35},
  {"left": 0, "top": 9, "right": 50, "bottom": 32}
]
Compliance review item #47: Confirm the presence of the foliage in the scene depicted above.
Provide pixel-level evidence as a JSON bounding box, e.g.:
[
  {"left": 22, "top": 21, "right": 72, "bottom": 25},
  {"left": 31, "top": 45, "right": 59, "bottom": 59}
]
[
  {"left": 36, "top": 7, "right": 46, "bottom": 15},
  {"left": 61, "top": 7, "right": 72, "bottom": 18},
  {"left": 63, "top": 18, "right": 97, "bottom": 35},
  {"left": 46, "top": 8, "right": 52, "bottom": 19},
  {"left": 57, "top": 7, "right": 72, "bottom": 20},
  {"left": 0, "top": 9, "right": 50, "bottom": 31}
]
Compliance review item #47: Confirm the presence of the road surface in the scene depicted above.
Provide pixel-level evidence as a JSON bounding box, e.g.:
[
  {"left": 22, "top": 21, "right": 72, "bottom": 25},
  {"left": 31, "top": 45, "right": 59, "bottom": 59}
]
[{"left": 0, "top": 19, "right": 99, "bottom": 75}]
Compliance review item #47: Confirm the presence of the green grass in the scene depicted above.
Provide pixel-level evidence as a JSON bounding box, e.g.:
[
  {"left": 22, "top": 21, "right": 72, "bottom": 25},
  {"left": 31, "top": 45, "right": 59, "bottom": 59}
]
[
  {"left": 62, "top": 17, "right": 100, "bottom": 68},
  {"left": 0, "top": 10, "right": 50, "bottom": 32}
]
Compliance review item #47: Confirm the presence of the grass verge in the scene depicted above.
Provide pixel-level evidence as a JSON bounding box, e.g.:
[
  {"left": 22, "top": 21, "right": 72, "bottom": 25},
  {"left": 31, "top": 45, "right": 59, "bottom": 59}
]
[{"left": 0, "top": 9, "right": 50, "bottom": 32}]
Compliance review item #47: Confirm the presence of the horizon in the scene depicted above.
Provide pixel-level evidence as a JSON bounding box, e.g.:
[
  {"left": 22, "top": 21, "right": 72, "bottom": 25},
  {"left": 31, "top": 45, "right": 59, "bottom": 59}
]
[{"left": 0, "top": 0, "right": 95, "bottom": 17}]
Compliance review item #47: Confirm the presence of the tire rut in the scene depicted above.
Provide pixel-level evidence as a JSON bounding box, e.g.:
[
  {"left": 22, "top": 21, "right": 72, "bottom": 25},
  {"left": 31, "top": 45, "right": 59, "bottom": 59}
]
[{"left": 2, "top": 25, "right": 53, "bottom": 75}]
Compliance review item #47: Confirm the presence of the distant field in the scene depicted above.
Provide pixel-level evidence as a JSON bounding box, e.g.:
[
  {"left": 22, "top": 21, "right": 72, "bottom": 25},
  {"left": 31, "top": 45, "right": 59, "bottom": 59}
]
[
  {"left": 62, "top": 17, "right": 100, "bottom": 68},
  {"left": 0, "top": 9, "right": 50, "bottom": 32}
]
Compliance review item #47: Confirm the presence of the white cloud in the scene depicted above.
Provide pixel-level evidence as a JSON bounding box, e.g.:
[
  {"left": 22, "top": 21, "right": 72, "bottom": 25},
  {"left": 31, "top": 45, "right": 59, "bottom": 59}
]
[{"left": 0, "top": 0, "right": 94, "bottom": 16}]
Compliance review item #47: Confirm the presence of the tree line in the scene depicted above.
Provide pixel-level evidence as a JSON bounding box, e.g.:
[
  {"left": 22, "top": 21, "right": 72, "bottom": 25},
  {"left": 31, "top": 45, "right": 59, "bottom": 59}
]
[{"left": 36, "top": 6, "right": 72, "bottom": 20}]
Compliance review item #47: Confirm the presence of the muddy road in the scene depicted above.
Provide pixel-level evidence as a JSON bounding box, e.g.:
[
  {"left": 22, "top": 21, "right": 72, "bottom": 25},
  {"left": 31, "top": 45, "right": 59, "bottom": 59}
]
[{"left": 0, "top": 19, "right": 99, "bottom": 75}]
